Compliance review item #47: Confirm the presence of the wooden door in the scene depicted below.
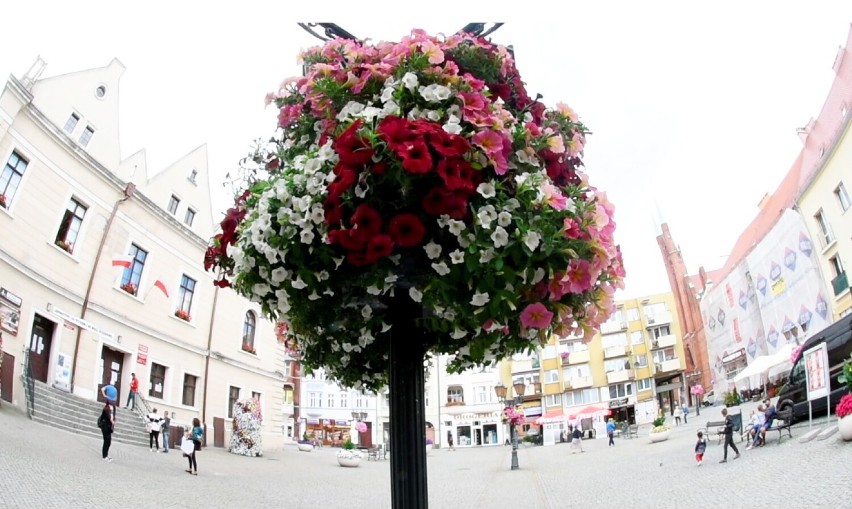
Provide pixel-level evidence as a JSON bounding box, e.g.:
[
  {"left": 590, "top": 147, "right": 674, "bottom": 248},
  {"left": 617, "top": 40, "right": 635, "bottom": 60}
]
[
  {"left": 213, "top": 417, "right": 225, "bottom": 448},
  {"left": 28, "top": 316, "right": 54, "bottom": 383},
  {"left": 359, "top": 422, "right": 373, "bottom": 448},
  {"left": 98, "top": 347, "right": 123, "bottom": 403},
  {"left": 1, "top": 351, "right": 14, "bottom": 403}
]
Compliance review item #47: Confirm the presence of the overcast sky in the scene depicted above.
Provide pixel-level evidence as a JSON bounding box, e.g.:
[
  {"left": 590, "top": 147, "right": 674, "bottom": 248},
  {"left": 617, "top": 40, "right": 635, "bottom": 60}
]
[{"left": 2, "top": 1, "right": 851, "bottom": 299}]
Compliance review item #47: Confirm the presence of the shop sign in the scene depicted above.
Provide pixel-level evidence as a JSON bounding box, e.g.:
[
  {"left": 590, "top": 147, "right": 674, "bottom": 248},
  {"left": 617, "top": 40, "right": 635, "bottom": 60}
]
[
  {"left": 609, "top": 398, "right": 628, "bottom": 408},
  {"left": 137, "top": 344, "right": 148, "bottom": 365},
  {"left": 48, "top": 305, "right": 113, "bottom": 341},
  {"left": 0, "top": 288, "right": 22, "bottom": 307}
]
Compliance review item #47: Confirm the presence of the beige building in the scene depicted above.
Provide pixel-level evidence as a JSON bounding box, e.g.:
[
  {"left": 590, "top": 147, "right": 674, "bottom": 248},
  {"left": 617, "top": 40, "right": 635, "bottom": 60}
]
[{"left": 0, "top": 58, "right": 292, "bottom": 447}]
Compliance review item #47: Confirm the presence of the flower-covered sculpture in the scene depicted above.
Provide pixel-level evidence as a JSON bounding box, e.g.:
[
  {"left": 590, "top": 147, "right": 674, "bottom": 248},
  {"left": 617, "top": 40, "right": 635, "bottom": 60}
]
[
  {"left": 205, "top": 30, "right": 624, "bottom": 391},
  {"left": 229, "top": 398, "right": 263, "bottom": 457}
]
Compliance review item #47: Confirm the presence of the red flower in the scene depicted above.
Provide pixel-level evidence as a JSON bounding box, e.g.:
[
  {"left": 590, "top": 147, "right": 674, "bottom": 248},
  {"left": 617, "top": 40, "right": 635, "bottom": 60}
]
[
  {"left": 378, "top": 116, "right": 416, "bottom": 151},
  {"left": 430, "top": 130, "right": 470, "bottom": 158},
  {"left": 366, "top": 234, "right": 394, "bottom": 260},
  {"left": 370, "top": 160, "right": 388, "bottom": 175},
  {"left": 350, "top": 204, "right": 383, "bottom": 242},
  {"left": 400, "top": 141, "right": 433, "bottom": 174},
  {"left": 421, "top": 187, "right": 468, "bottom": 218},
  {"left": 323, "top": 198, "right": 343, "bottom": 226},
  {"left": 436, "top": 158, "right": 478, "bottom": 192},
  {"left": 388, "top": 214, "right": 426, "bottom": 247},
  {"left": 334, "top": 120, "right": 374, "bottom": 165}
]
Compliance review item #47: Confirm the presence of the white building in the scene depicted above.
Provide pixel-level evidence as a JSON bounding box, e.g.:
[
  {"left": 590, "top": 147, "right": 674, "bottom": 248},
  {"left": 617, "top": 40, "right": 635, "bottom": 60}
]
[{"left": 0, "top": 58, "right": 292, "bottom": 448}]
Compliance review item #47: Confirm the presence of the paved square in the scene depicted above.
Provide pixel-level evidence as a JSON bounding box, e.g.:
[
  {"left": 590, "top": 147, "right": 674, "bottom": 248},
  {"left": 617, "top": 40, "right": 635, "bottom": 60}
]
[{"left": 0, "top": 403, "right": 849, "bottom": 508}]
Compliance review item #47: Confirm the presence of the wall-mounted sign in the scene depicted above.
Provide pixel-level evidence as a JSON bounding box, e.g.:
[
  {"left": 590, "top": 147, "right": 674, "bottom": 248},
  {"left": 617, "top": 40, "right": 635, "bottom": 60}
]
[
  {"left": 48, "top": 305, "right": 113, "bottom": 341},
  {"left": 0, "top": 299, "right": 20, "bottom": 336},
  {"left": 0, "top": 288, "right": 22, "bottom": 308},
  {"left": 609, "top": 398, "right": 629, "bottom": 408},
  {"left": 137, "top": 344, "right": 148, "bottom": 365}
]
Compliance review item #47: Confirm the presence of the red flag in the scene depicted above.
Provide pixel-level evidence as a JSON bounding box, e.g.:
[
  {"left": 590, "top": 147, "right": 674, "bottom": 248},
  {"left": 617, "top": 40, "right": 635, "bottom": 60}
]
[
  {"left": 153, "top": 280, "right": 169, "bottom": 298},
  {"left": 111, "top": 257, "right": 132, "bottom": 268}
]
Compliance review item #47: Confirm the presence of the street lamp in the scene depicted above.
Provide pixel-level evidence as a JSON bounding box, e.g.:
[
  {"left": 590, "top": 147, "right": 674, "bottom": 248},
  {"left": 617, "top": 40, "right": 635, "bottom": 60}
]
[{"left": 494, "top": 381, "right": 526, "bottom": 470}]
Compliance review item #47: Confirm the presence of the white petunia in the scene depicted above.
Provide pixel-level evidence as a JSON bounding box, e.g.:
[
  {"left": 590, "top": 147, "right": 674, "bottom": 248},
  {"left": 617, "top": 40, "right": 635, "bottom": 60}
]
[
  {"left": 497, "top": 211, "right": 512, "bottom": 227},
  {"left": 451, "top": 328, "right": 467, "bottom": 339},
  {"left": 432, "top": 85, "right": 452, "bottom": 101},
  {"left": 491, "top": 226, "right": 509, "bottom": 248},
  {"left": 361, "top": 305, "right": 373, "bottom": 319},
  {"left": 291, "top": 276, "right": 307, "bottom": 290},
  {"left": 432, "top": 262, "right": 451, "bottom": 276},
  {"left": 532, "top": 267, "right": 546, "bottom": 285},
  {"left": 409, "top": 287, "right": 423, "bottom": 303},
  {"left": 317, "top": 270, "right": 330, "bottom": 281},
  {"left": 380, "top": 86, "right": 395, "bottom": 103},
  {"left": 477, "top": 182, "right": 496, "bottom": 198},
  {"left": 479, "top": 248, "right": 495, "bottom": 263},
  {"left": 424, "top": 241, "right": 442, "bottom": 259},
  {"left": 300, "top": 229, "right": 315, "bottom": 244},
  {"left": 308, "top": 291, "right": 321, "bottom": 301},
  {"left": 523, "top": 231, "right": 542, "bottom": 252},
  {"left": 447, "top": 219, "right": 465, "bottom": 236},
  {"left": 253, "top": 283, "right": 271, "bottom": 297},
  {"left": 271, "top": 267, "right": 289, "bottom": 285},
  {"left": 449, "top": 250, "right": 465, "bottom": 264},
  {"left": 443, "top": 122, "right": 463, "bottom": 135},
  {"left": 470, "top": 292, "right": 490, "bottom": 306},
  {"left": 402, "top": 72, "right": 418, "bottom": 90},
  {"left": 366, "top": 285, "right": 381, "bottom": 295}
]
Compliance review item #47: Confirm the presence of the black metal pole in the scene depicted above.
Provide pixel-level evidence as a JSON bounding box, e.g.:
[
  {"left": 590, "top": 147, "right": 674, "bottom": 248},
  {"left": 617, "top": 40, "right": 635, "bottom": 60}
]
[
  {"left": 510, "top": 417, "right": 519, "bottom": 470},
  {"left": 388, "top": 293, "right": 428, "bottom": 509}
]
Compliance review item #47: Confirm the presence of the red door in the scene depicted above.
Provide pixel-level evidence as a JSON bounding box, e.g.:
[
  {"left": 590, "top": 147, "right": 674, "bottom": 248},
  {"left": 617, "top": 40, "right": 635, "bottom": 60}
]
[
  {"left": 98, "top": 347, "right": 123, "bottom": 404},
  {"left": 359, "top": 422, "right": 373, "bottom": 448},
  {"left": 28, "top": 315, "right": 55, "bottom": 383},
  {"left": 1, "top": 351, "right": 15, "bottom": 402}
]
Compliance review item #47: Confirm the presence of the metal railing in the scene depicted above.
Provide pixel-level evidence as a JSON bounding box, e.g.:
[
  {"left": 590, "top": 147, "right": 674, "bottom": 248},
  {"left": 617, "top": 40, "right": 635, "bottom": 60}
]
[{"left": 23, "top": 351, "right": 35, "bottom": 419}]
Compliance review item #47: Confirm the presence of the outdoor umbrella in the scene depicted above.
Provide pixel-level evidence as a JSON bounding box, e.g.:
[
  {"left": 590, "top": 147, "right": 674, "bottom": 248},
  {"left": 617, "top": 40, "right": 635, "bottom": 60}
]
[
  {"left": 733, "top": 355, "right": 774, "bottom": 382},
  {"left": 569, "top": 405, "right": 611, "bottom": 420}
]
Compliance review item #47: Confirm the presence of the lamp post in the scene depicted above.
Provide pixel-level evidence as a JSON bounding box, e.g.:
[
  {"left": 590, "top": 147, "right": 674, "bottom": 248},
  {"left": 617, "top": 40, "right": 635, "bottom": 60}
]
[
  {"left": 494, "top": 380, "right": 526, "bottom": 470},
  {"left": 352, "top": 411, "right": 368, "bottom": 446}
]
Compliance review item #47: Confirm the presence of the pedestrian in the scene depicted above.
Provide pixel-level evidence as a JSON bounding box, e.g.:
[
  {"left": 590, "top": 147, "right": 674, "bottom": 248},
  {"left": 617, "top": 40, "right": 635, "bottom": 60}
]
[
  {"left": 571, "top": 425, "right": 584, "bottom": 453},
  {"left": 694, "top": 431, "right": 706, "bottom": 466},
  {"left": 185, "top": 417, "right": 203, "bottom": 476},
  {"left": 98, "top": 403, "right": 114, "bottom": 463},
  {"left": 161, "top": 411, "right": 171, "bottom": 453},
  {"left": 673, "top": 405, "right": 683, "bottom": 426},
  {"left": 719, "top": 408, "right": 741, "bottom": 463},
  {"left": 682, "top": 403, "right": 689, "bottom": 424},
  {"left": 100, "top": 383, "right": 118, "bottom": 418},
  {"left": 606, "top": 418, "right": 616, "bottom": 447},
  {"left": 146, "top": 408, "right": 163, "bottom": 452},
  {"left": 447, "top": 434, "right": 455, "bottom": 451},
  {"left": 125, "top": 373, "right": 139, "bottom": 411}
]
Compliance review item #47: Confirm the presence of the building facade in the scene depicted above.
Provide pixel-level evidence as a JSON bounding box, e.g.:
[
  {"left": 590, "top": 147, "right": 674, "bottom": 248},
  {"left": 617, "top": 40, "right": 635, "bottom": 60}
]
[{"left": 0, "top": 59, "right": 292, "bottom": 447}]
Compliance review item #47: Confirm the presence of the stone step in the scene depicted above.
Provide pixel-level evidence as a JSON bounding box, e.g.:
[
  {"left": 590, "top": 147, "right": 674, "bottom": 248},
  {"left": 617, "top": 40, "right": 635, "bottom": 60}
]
[
  {"left": 31, "top": 411, "right": 150, "bottom": 447},
  {"left": 32, "top": 400, "right": 146, "bottom": 436},
  {"left": 32, "top": 383, "right": 138, "bottom": 415},
  {"left": 31, "top": 391, "right": 141, "bottom": 422}
]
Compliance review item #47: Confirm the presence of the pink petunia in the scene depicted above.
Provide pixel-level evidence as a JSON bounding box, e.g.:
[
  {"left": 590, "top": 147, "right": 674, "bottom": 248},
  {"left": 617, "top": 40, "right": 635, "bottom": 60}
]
[{"left": 520, "top": 303, "right": 553, "bottom": 330}]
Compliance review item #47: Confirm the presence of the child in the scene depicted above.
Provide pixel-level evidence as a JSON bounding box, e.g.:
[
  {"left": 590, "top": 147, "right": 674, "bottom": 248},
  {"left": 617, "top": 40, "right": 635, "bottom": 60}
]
[{"left": 694, "top": 431, "right": 706, "bottom": 466}]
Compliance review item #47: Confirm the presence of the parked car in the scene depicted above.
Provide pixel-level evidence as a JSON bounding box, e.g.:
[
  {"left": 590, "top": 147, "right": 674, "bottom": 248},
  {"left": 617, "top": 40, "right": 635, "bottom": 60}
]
[{"left": 701, "top": 390, "right": 717, "bottom": 407}]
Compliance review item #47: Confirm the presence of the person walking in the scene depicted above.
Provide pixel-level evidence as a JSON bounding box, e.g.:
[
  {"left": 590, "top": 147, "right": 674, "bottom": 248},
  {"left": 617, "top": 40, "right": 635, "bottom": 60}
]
[
  {"left": 447, "top": 434, "right": 455, "bottom": 451},
  {"left": 100, "top": 383, "right": 118, "bottom": 418},
  {"left": 161, "top": 411, "right": 171, "bottom": 453},
  {"left": 98, "top": 403, "right": 114, "bottom": 463},
  {"left": 185, "top": 417, "right": 203, "bottom": 475},
  {"left": 146, "top": 408, "right": 163, "bottom": 452},
  {"left": 719, "top": 408, "right": 740, "bottom": 463},
  {"left": 694, "top": 431, "right": 706, "bottom": 466},
  {"left": 606, "top": 418, "right": 616, "bottom": 447},
  {"left": 682, "top": 403, "right": 689, "bottom": 424},
  {"left": 571, "top": 425, "right": 584, "bottom": 453},
  {"left": 673, "top": 405, "right": 683, "bottom": 426},
  {"left": 125, "top": 373, "right": 139, "bottom": 411}
]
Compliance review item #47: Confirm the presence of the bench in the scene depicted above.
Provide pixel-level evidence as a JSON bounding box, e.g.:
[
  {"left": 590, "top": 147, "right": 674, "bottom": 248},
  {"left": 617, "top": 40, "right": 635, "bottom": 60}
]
[
  {"left": 627, "top": 424, "right": 638, "bottom": 439},
  {"left": 764, "top": 409, "right": 793, "bottom": 443},
  {"left": 366, "top": 445, "right": 385, "bottom": 460},
  {"left": 700, "top": 412, "right": 743, "bottom": 444}
]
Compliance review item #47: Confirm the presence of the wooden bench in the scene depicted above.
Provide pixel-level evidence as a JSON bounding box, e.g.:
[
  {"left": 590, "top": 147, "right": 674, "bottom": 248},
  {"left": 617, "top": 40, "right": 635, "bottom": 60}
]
[
  {"left": 764, "top": 409, "right": 793, "bottom": 443},
  {"left": 700, "top": 412, "right": 743, "bottom": 444}
]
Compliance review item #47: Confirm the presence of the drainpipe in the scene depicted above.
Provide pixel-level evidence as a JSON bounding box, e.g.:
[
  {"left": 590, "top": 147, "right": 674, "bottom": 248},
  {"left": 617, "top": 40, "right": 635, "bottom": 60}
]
[
  {"left": 70, "top": 183, "right": 135, "bottom": 392},
  {"left": 200, "top": 285, "right": 219, "bottom": 426}
]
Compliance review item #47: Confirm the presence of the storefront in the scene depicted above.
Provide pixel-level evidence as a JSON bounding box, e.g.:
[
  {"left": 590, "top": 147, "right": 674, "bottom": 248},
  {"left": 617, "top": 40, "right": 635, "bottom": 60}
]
[
  {"left": 444, "top": 409, "right": 502, "bottom": 447},
  {"left": 305, "top": 418, "right": 352, "bottom": 446},
  {"left": 608, "top": 397, "right": 636, "bottom": 424}
]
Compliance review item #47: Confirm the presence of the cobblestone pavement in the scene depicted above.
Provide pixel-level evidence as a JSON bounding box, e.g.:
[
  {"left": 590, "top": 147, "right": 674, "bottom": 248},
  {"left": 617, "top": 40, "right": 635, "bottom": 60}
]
[{"left": 1, "top": 402, "right": 849, "bottom": 509}]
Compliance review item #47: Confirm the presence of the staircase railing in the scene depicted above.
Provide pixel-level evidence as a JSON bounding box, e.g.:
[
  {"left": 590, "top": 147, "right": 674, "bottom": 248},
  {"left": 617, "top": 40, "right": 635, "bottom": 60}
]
[
  {"left": 23, "top": 350, "right": 35, "bottom": 419},
  {"left": 135, "top": 391, "right": 154, "bottom": 417}
]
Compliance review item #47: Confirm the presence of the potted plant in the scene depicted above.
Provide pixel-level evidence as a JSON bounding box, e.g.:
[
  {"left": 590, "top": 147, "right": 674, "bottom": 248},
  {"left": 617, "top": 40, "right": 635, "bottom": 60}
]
[
  {"left": 174, "top": 309, "right": 192, "bottom": 322},
  {"left": 297, "top": 432, "right": 314, "bottom": 452},
  {"left": 836, "top": 354, "right": 852, "bottom": 441},
  {"left": 120, "top": 281, "right": 138, "bottom": 296},
  {"left": 0, "top": 194, "right": 7, "bottom": 208},
  {"left": 723, "top": 390, "right": 741, "bottom": 407},
  {"left": 425, "top": 437, "right": 433, "bottom": 455},
  {"left": 337, "top": 438, "right": 363, "bottom": 467},
  {"left": 55, "top": 239, "right": 73, "bottom": 253},
  {"left": 242, "top": 342, "right": 257, "bottom": 354},
  {"left": 649, "top": 409, "right": 670, "bottom": 443}
]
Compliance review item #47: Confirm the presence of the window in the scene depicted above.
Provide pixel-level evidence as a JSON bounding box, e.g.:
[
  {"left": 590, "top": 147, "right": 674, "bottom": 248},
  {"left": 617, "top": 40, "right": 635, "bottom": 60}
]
[
  {"left": 650, "top": 325, "right": 671, "bottom": 341},
  {"left": 637, "top": 378, "right": 652, "bottom": 391},
  {"left": 563, "top": 365, "right": 591, "bottom": 381},
  {"left": 814, "top": 209, "right": 835, "bottom": 245},
  {"left": 189, "top": 169, "right": 198, "bottom": 183},
  {"left": 476, "top": 385, "right": 488, "bottom": 403},
  {"left": 242, "top": 311, "right": 256, "bottom": 353},
  {"left": 601, "top": 333, "right": 627, "bottom": 348},
  {"left": 167, "top": 194, "right": 180, "bottom": 215},
  {"left": 79, "top": 126, "right": 95, "bottom": 147},
  {"left": 177, "top": 274, "right": 196, "bottom": 316},
  {"left": 643, "top": 302, "right": 667, "bottom": 320},
  {"left": 182, "top": 374, "right": 197, "bottom": 406},
  {"left": 564, "top": 388, "right": 599, "bottom": 406},
  {"left": 544, "top": 393, "right": 562, "bottom": 406},
  {"left": 63, "top": 113, "right": 79, "bottom": 134},
  {"left": 149, "top": 363, "right": 166, "bottom": 399},
  {"left": 121, "top": 244, "right": 148, "bottom": 291},
  {"left": 447, "top": 386, "right": 464, "bottom": 404},
  {"left": 252, "top": 391, "right": 261, "bottom": 404},
  {"left": 541, "top": 345, "right": 556, "bottom": 359},
  {"left": 327, "top": 393, "right": 335, "bottom": 408},
  {"left": 836, "top": 183, "right": 851, "bottom": 212},
  {"left": 625, "top": 307, "right": 640, "bottom": 322},
  {"left": 531, "top": 353, "right": 540, "bottom": 369},
  {"left": 424, "top": 389, "right": 430, "bottom": 407},
  {"left": 604, "top": 359, "right": 629, "bottom": 373},
  {"left": 608, "top": 383, "right": 633, "bottom": 399},
  {"left": 631, "top": 331, "right": 644, "bottom": 345},
  {"left": 184, "top": 207, "right": 196, "bottom": 227},
  {"left": 565, "top": 340, "right": 588, "bottom": 353},
  {"left": 633, "top": 354, "right": 649, "bottom": 368},
  {"left": 1, "top": 150, "right": 28, "bottom": 207},
  {"left": 653, "top": 347, "right": 676, "bottom": 365},
  {"left": 308, "top": 392, "right": 318, "bottom": 407},
  {"left": 340, "top": 392, "right": 348, "bottom": 408},
  {"left": 54, "top": 197, "right": 87, "bottom": 254},
  {"left": 544, "top": 369, "right": 559, "bottom": 383},
  {"left": 228, "top": 386, "right": 241, "bottom": 418},
  {"left": 355, "top": 393, "right": 364, "bottom": 408}
]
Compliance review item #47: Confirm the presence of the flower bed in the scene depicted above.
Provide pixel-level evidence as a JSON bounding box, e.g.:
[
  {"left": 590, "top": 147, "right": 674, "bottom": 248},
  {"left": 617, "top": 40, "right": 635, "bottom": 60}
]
[
  {"left": 174, "top": 309, "right": 192, "bottom": 322},
  {"left": 120, "top": 282, "right": 138, "bottom": 296},
  {"left": 204, "top": 30, "right": 623, "bottom": 391}
]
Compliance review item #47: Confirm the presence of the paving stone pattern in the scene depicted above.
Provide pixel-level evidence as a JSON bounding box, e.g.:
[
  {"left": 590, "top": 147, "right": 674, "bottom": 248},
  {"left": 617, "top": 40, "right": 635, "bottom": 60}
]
[{"left": 0, "top": 401, "right": 849, "bottom": 509}]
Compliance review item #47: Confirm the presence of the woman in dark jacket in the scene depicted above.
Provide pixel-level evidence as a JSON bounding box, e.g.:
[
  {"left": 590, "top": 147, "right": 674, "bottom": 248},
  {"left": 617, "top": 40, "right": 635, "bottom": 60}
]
[{"left": 98, "top": 403, "right": 114, "bottom": 462}]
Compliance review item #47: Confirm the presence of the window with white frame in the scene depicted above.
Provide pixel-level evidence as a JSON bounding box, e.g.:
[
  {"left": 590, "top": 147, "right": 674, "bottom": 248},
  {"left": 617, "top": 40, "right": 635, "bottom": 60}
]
[
  {"left": 541, "top": 345, "right": 556, "bottom": 359},
  {"left": 601, "top": 333, "right": 627, "bottom": 348},
  {"left": 424, "top": 389, "right": 430, "bottom": 407},
  {"left": 327, "top": 393, "right": 335, "bottom": 408},
  {"left": 829, "top": 256, "right": 845, "bottom": 279},
  {"left": 1, "top": 150, "right": 28, "bottom": 207},
  {"left": 167, "top": 194, "right": 180, "bottom": 215},
  {"left": 637, "top": 378, "right": 652, "bottom": 391},
  {"left": 608, "top": 383, "right": 633, "bottom": 399},
  {"left": 604, "top": 358, "right": 630, "bottom": 373},
  {"left": 79, "top": 126, "right": 95, "bottom": 147},
  {"left": 545, "top": 393, "right": 562, "bottom": 407},
  {"left": 184, "top": 207, "right": 196, "bottom": 227},
  {"left": 643, "top": 302, "right": 667, "bottom": 321},
  {"left": 814, "top": 209, "right": 835, "bottom": 245},
  {"left": 355, "top": 393, "right": 364, "bottom": 408},
  {"left": 447, "top": 386, "right": 464, "bottom": 404},
  {"left": 308, "top": 392, "right": 319, "bottom": 407},
  {"left": 228, "top": 386, "right": 240, "bottom": 418},
  {"left": 566, "top": 340, "right": 589, "bottom": 352},
  {"left": 544, "top": 369, "right": 559, "bottom": 383},
  {"left": 633, "top": 353, "right": 649, "bottom": 368},
  {"left": 176, "top": 274, "right": 196, "bottom": 318},
  {"left": 120, "top": 244, "right": 147, "bottom": 294},
  {"left": 340, "top": 392, "right": 348, "bottom": 408},
  {"left": 631, "top": 330, "right": 644, "bottom": 345},
  {"left": 564, "top": 388, "right": 599, "bottom": 406},
  {"left": 563, "top": 365, "right": 591, "bottom": 381},
  {"left": 650, "top": 325, "right": 672, "bottom": 341},
  {"left": 63, "top": 113, "right": 79, "bottom": 134},
  {"left": 476, "top": 385, "right": 488, "bottom": 403},
  {"left": 652, "top": 347, "right": 676, "bottom": 365},
  {"left": 149, "top": 363, "right": 166, "bottom": 399},
  {"left": 625, "top": 307, "right": 640, "bottom": 321},
  {"left": 54, "top": 197, "right": 87, "bottom": 254},
  {"left": 836, "top": 182, "right": 851, "bottom": 212}
]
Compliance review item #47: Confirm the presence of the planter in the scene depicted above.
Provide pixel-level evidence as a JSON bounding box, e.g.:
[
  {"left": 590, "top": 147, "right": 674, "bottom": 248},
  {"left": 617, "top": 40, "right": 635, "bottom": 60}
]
[
  {"left": 297, "top": 443, "right": 314, "bottom": 452},
  {"left": 337, "top": 450, "right": 363, "bottom": 467},
  {"left": 649, "top": 429, "right": 670, "bottom": 443},
  {"left": 425, "top": 444, "right": 433, "bottom": 455},
  {"left": 839, "top": 415, "right": 852, "bottom": 441}
]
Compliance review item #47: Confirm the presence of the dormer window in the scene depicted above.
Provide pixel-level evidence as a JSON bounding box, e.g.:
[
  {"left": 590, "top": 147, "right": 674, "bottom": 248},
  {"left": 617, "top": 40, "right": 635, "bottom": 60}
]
[
  {"left": 167, "top": 195, "right": 180, "bottom": 215},
  {"left": 63, "top": 113, "right": 79, "bottom": 134},
  {"left": 189, "top": 169, "right": 198, "bottom": 184},
  {"left": 79, "top": 126, "right": 95, "bottom": 147}
]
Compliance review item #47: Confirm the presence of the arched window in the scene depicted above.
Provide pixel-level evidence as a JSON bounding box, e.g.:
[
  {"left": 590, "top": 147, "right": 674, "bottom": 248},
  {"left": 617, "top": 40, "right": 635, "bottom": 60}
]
[{"left": 242, "top": 311, "right": 256, "bottom": 353}]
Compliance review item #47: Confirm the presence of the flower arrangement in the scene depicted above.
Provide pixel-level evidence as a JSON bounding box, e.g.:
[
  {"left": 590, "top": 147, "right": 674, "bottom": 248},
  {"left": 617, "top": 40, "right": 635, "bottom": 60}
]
[
  {"left": 204, "top": 29, "right": 624, "bottom": 390},
  {"left": 690, "top": 384, "right": 705, "bottom": 396},
  {"left": 55, "top": 239, "right": 73, "bottom": 253},
  {"left": 0, "top": 194, "right": 6, "bottom": 208},
  {"left": 174, "top": 309, "right": 192, "bottom": 322},
  {"left": 651, "top": 410, "right": 669, "bottom": 433},
  {"left": 299, "top": 432, "right": 313, "bottom": 445},
  {"left": 337, "top": 438, "right": 363, "bottom": 460},
  {"left": 120, "top": 281, "right": 138, "bottom": 296},
  {"left": 837, "top": 394, "right": 852, "bottom": 419},
  {"left": 230, "top": 398, "right": 263, "bottom": 457},
  {"left": 838, "top": 354, "right": 852, "bottom": 392},
  {"left": 502, "top": 406, "right": 525, "bottom": 426},
  {"left": 242, "top": 342, "right": 257, "bottom": 354},
  {"left": 355, "top": 421, "right": 368, "bottom": 433},
  {"left": 560, "top": 351, "right": 570, "bottom": 360},
  {"left": 837, "top": 355, "right": 852, "bottom": 419}
]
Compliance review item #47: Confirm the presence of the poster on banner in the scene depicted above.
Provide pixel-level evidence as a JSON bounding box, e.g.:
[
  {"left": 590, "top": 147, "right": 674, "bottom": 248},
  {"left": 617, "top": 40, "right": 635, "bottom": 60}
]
[
  {"left": 804, "top": 343, "right": 829, "bottom": 401},
  {"left": 137, "top": 344, "right": 148, "bottom": 365},
  {"left": 53, "top": 353, "right": 72, "bottom": 392}
]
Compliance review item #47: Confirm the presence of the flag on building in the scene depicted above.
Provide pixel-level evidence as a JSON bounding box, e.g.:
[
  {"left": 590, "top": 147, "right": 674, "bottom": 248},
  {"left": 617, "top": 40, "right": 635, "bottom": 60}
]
[
  {"left": 111, "top": 255, "right": 132, "bottom": 268},
  {"left": 153, "top": 279, "right": 169, "bottom": 298}
]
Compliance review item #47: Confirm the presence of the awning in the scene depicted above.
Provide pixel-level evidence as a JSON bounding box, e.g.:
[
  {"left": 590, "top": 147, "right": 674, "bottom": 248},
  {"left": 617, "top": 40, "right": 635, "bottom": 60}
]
[{"left": 534, "top": 411, "right": 569, "bottom": 425}]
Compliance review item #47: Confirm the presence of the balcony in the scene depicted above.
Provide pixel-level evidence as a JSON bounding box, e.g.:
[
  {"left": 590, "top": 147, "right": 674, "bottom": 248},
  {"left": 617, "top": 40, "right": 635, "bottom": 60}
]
[
  {"left": 568, "top": 350, "right": 590, "bottom": 364},
  {"left": 282, "top": 402, "right": 295, "bottom": 415},
  {"left": 651, "top": 334, "right": 677, "bottom": 349},
  {"left": 655, "top": 358, "right": 681, "bottom": 373},
  {"left": 604, "top": 345, "right": 627, "bottom": 359},
  {"left": 606, "top": 369, "right": 634, "bottom": 384},
  {"left": 600, "top": 320, "right": 627, "bottom": 334},
  {"left": 832, "top": 272, "right": 849, "bottom": 296},
  {"left": 565, "top": 376, "right": 594, "bottom": 390},
  {"left": 645, "top": 310, "right": 673, "bottom": 327}
]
